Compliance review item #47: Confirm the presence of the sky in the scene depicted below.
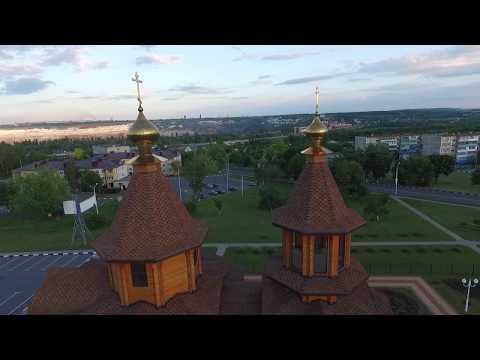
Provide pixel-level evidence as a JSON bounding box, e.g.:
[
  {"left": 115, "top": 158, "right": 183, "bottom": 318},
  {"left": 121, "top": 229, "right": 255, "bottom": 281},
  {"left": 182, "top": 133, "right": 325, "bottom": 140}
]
[{"left": 1, "top": 45, "right": 480, "bottom": 124}]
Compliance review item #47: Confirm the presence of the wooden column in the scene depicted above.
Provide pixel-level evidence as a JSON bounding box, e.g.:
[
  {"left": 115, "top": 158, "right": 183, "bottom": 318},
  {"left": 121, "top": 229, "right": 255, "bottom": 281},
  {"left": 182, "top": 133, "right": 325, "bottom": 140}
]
[
  {"left": 186, "top": 250, "right": 196, "bottom": 292},
  {"left": 344, "top": 233, "right": 351, "bottom": 269},
  {"left": 196, "top": 247, "right": 203, "bottom": 275},
  {"left": 328, "top": 235, "right": 339, "bottom": 277},
  {"left": 308, "top": 235, "right": 315, "bottom": 276},
  {"left": 282, "top": 229, "right": 293, "bottom": 269},
  {"left": 119, "top": 263, "right": 130, "bottom": 306},
  {"left": 302, "top": 234, "right": 311, "bottom": 276},
  {"left": 152, "top": 263, "right": 164, "bottom": 307}
]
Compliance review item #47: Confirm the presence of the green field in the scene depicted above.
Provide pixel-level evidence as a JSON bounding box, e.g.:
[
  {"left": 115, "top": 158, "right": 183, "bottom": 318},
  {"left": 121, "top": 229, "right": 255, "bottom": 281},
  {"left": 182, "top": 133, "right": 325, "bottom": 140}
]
[
  {"left": 434, "top": 170, "right": 480, "bottom": 194},
  {"left": 347, "top": 195, "right": 452, "bottom": 242},
  {"left": 402, "top": 198, "right": 480, "bottom": 242},
  {"left": 194, "top": 186, "right": 290, "bottom": 244},
  {"left": 224, "top": 245, "right": 480, "bottom": 314},
  {"left": 0, "top": 201, "right": 118, "bottom": 253}
]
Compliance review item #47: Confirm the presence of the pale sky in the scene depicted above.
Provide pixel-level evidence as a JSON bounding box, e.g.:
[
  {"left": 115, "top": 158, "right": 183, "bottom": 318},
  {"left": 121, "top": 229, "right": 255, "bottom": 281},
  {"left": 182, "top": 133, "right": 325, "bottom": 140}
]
[{"left": 1, "top": 45, "right": 480, "bottom": 124}]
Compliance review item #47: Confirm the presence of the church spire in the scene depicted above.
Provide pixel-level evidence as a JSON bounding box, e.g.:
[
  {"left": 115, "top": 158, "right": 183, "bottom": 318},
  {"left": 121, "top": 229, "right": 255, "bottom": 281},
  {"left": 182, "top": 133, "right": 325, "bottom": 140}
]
[
  {"left": 127, "top": 72, "right": 160, "bottom": 164},
  {"left": 301, "top": 86, "right": 328, "bottom": 159}
]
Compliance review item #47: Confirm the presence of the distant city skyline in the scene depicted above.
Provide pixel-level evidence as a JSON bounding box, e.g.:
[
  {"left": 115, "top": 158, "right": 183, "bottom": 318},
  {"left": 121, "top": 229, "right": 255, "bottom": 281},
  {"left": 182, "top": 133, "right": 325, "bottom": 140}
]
[{"left": 1, "top": 45, "right": 480, "bottom": 124}]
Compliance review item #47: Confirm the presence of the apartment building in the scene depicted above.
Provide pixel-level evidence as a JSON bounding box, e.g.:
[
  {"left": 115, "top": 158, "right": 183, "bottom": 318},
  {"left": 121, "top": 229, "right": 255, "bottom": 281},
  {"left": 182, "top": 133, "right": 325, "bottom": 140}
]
[{"left": 421, "top": 134, "right": 456, "bottom": 156}]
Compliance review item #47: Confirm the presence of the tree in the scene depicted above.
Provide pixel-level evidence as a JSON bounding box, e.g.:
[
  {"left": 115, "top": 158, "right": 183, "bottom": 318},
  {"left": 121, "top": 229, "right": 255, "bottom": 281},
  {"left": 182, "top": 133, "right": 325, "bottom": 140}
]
[
  {"left": 0, "top": 181, "right": 8, "bottom": 205},
  {"left": 330, "top": 159, "right": 367, "bottom": 199},
  {"left": 472, "top": 168, "right": 480, "bottom": 185},
  {"left": 363, "top": 193, "right": 390, "bottom": 222},
  {"left": 182, "top": 151, "right": 215, "bottom": 201},
  {"left": 73, "top": 147, "right": 88, "bottom": 160},
  {"left": 429, "top": 155, "right": 455, "bottom": 183},
  {"left": 258, "top": 185, "right": 283, "bottom": 211},
  {"left": 362, "top": 144, "right": 393, "bottom": 182},
  {"left": 398, "top": 156, "right": 434, "bottom": 187},
  {"left": 79, "top": 171, "right": 103, "bottom": 193},
  {"left": 8, "top": 170, "right": 71, "bottom": 218},
  {"left": 285, "top": 153, "right": 305, "bottom": 180},
  {"left": 213, "top": 197, "right": 223, "bottom": 215},
  {"left": 64, "top": 160, "right": 80, "bottom": 192}
]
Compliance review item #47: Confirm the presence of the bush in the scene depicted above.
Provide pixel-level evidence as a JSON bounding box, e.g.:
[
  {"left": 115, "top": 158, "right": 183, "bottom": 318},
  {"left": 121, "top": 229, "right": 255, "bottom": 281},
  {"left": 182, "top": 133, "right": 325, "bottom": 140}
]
[
  {"left": 85, "top": 212, "right": 108, "bottom": 230},
  {"left": 451, "top": 247, "right": 462, "bottom": 253},
  {"left": 381, "top": 248, "right": 392, "bottom": 253},
  {"left": 433, "top": 248, "right": 444, "bottom": 253},
  {"left": 471, "top": 168, "right": 480, "bottom": 185},
  {"left": 365, "top": 248, "right": 376, "bottom": 254},
  {"left": 400, "top": 248, "right": 411, "bottom": 254},
  {"left": 415, "top": 247, "right": 426, "bottom": 253},
  {"left": 412, "top": 232, "right": 424, "bottom": 238},
  {"left": 398, "top": 233, "right": 408, "bottom": 238},
  {"left": 185, "top": 201, "right": 197, "bottom": 215},
  {"left": 355, "top": 234, "right": 364, "bottom": 239},
  {"left": 258, "top": 185, "right": 284, "bottom": 210}
]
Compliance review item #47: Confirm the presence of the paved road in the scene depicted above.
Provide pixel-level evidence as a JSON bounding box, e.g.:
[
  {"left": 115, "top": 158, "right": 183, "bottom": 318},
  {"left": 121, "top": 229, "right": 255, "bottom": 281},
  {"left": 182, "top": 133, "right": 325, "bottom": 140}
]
[
  {"left": 369, "top": 184, "right": 480, "bottom": 207},
  {"left": 0, "top": 252, "right": 95, "bottom": 315}
]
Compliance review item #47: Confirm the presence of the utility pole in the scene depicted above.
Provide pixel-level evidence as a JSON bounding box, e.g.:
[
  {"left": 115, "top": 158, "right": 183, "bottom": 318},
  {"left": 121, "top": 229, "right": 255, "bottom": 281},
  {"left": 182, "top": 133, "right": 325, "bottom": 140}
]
[
  {"left": 241, "top": 175, "right": 244, "bottom": 198},
  {"left": 178, "top": 166, "right": 182, "bottom": 201},
  {"left": 395, "top": 151, "right": 401, "bottom": 196}
]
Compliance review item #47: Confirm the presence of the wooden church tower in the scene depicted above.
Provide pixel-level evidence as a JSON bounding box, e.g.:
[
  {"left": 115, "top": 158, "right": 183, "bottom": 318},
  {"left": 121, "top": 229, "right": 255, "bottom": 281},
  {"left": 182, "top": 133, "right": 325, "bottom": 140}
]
[{"left": 262, "top": 88, "right": 392, "bottom": 314}]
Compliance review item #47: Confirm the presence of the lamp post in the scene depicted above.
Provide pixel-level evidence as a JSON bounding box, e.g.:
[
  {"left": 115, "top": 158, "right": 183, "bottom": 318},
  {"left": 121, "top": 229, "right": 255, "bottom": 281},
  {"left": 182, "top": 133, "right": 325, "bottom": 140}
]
[
  {"left": 461, "top": 277, "right": 478, "bottom": 313},
  {"left": 93, "top": 183, "right": 99, "bottom": 215}
]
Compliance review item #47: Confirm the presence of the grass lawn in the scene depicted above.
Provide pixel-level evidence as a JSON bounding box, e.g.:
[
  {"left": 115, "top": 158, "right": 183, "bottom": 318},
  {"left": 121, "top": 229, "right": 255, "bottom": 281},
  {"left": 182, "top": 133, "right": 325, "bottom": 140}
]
[
  {"left": 194, "top": 185, "right": 290, "bottom": 244},
  {"left": 402, "top": 198, "right": 480, "bottom": 242},
  {"left": 224, "top": 247, "right": 280, "bottom": 274},
  {"left": 223, "top": 244, "right": 480, "bottom": 314},
  {"left": 347, "top": 195, "right": 452, "bottom": 242},
  {"left": 0, "top": 201, "right": 118, "bottom": 253},
  {"left": 433, "top": 170, "right": 480, "bottom": 194}
]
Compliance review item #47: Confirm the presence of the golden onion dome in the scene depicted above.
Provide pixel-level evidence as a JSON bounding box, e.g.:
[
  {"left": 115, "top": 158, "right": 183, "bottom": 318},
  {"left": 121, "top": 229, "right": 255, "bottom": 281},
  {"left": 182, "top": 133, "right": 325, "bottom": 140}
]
[{"left": 302, "top": 87, "right": 328, "bottom": 158}]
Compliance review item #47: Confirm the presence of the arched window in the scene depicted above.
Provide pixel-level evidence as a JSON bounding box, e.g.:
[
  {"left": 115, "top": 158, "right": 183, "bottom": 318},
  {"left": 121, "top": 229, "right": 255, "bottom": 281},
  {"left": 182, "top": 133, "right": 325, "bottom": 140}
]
[{"left": 314, "top": 235, "right": 328, "bottom": 274}]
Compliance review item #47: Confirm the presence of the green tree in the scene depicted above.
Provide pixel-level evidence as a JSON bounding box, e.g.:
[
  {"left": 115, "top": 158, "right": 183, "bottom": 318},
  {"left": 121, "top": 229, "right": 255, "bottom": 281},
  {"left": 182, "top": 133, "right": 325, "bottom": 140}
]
[
  {"left": 429, "top": 155, "right": 455, "bottom": 183},
  {"left": 64, "top": 160, "right": 80, "bottom": 192},
  {"left": 182, "top": 151, "right": 215, "bottom": 201},
  {"left": 258, "top": 185, "right": 284, "bottom": 211},
  {"left": 363, "top": 193, "right": 390, "bottom": 222},
  {"left": 398, "top": 156, "right": 434, "bottom": 187},
  {"left": 8, "top": 170, "right": 71, "bottom": 218},
  {"left": 73, "top": 147, "right": 88, "bottom": 160},
  {"left": 0, "top": 180, "right": 8, "bottom": 205},
  {"left": 213, "top": 197, "right": 223, "bottom": 215},
  {"left": 330, "top": 159, "right": 367, "bottom": 199},
  {"left": 79, "top": 171, "right": 103, "bottom": 193},
  {"left": 362, "top": 144, "right": 393, "bottom": 182},
  {"left": 286, "top": 153, "right": 305, "bottom": 180}
]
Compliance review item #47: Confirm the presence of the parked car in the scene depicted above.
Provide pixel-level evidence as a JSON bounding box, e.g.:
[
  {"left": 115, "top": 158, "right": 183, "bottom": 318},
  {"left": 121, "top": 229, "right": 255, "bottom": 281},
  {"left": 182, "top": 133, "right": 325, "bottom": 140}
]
[
  {"left": 208, "top": 191, "right": 218, "bottom": 196},
  {"left": 212, "top": 183, "right": 220, "bottom": 188},
  {"left": 228, "top": 186, "right": 237, "bottom": 192},
  {"left": 206, "top": 184, "right": 215, "bottom": 189},
  {"left": 217, "top": 190, "right": 225, "bottom": 194}
]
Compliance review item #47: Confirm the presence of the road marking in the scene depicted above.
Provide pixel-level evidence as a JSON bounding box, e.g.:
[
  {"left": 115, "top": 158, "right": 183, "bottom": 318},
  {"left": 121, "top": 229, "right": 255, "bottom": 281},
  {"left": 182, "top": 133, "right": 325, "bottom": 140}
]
[
  {"left": 0, "top": 292, "right": 20, "bottom": 306},
  {"left": 0, "top": 257, "right": 18, "bottom": 270},
  {"left": 23, "top": 255, "right": 53, "bottom": 271},
  {"left": 8, "top": 294, "right": 34, "bottom": 315},
  {"left": 58, "top": 255, "right": 80, "bottom": 268},
  {"left": 6, "top": 256, "right": 37, "bottom": 272},
  {"left": 41, "top": 255, "right": 65, "bottom": 271},
  {"left": 76, "top": 256, "right": 93, "bottom": 268}
]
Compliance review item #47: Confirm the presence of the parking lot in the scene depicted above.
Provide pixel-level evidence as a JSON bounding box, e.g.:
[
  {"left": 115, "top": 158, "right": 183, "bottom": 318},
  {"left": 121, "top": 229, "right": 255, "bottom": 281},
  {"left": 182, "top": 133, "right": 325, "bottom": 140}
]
[{"left": 0, "top": 252, "right": 95, "bottom": 315}]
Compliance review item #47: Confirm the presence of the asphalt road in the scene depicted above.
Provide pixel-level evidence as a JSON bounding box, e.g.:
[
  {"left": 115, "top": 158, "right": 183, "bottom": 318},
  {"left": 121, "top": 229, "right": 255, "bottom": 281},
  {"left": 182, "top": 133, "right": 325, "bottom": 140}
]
[
  {"left": 0, "top": 252, "right": 95, "bottom": 315},
  {"left": 168, "top": 173, "right": 256, "bottom": 202},
  {"left": 368, "top": 184, "right": 480, "bottom": 207}
]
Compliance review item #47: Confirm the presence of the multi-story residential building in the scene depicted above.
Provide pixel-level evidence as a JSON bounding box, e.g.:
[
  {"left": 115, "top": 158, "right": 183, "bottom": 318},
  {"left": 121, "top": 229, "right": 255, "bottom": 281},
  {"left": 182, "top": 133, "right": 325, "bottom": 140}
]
[
  {"left": 455, "top": 134, "right": 479, "bottom": 165},
  {"left": 420, "top": 134, "right": 456, "bottom": 156},
  {"left": 354, "top": 136, "right": 398, "bottom": 152},
  {"left": 398, "top": 135, "right": 420, "bottom": 158}
]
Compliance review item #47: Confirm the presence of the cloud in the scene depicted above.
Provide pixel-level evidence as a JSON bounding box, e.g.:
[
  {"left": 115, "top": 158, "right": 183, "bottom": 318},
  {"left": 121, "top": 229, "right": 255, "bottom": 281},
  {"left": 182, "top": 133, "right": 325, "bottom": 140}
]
[
  {"left": 136, "top": 54, "right": 182, "bottom": 65},
  {"left": 108, "top": 95, "right": 137, "bottom": 101},
  {"left": 275, "top": 72, "right": 352, "bottom": 85},
  {"left": 65, "top": 90, "right": 80, "bottom": 94},
  {"left": 231, "top": 96, "right": 249, "bottom": 100},
  {"left": 1, "top": 78, "right": 54, "bottom": 95},
  {"left": 252, "top": 74, "right": 272, "bottom": 85},
  {"left": 234, "top": 46, "right": 324, "bottom": 62},
  {"left": 169, "top": 84, "right": 228, "bottom": 95},
  {"left": 348, "top": 77, "right": 370, "bottom": 82},
  {"left": 357, "top": 45, "right": 480, "bottom": 79},
  {"left": 0, "top": 64, "right": 43, "bottom": 81},
  {"left": 40, "top": 47, "right": 109, "bottom": 72}
]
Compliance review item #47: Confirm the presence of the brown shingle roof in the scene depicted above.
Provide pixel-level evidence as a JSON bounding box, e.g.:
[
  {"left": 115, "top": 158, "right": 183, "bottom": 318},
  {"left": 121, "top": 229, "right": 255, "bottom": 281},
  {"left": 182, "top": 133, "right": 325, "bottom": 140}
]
[
  {"left": 264, "top": 255, "right": 369, "bottom": 296},
  {"left": 272, "top": 160, "right": 365, "bottom": 234},
  {"left": 262, "top": 276, "right": 393, "bottom": 315},
  {"left": 28, "top": 257, "right": 228, "bottom": 315},
  {"left": 92, "top": 162, "right": 207, "bottom": 262}
]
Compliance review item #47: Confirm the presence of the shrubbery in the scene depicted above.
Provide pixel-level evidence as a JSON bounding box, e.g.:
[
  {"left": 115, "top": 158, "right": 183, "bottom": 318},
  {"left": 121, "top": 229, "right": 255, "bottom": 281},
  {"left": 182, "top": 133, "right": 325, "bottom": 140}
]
[
  {"left": 185, "top": 201, "right": 197, "bottom": 215},
  {"left": 85, "top": 212, "right": 108, "bottom": 230}
]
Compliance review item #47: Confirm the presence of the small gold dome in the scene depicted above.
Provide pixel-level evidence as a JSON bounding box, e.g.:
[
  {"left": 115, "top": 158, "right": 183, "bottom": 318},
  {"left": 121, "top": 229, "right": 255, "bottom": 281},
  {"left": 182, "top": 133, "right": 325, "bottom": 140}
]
[
  {"left": 127, "top": 110, "right": 160, "bottom": 144},
  {"left": 303, "top": 114, "right": 328, "bottom": 137}
]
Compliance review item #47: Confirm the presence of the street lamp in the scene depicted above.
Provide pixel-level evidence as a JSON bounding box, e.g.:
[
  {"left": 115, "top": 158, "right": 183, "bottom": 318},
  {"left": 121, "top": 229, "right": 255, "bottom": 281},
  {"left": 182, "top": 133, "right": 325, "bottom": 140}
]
[
  {"left": 93, "top": 183, "right": 99, "bottom": 215},
  {"left": 462, "top": 277, "right": 478, "bottom": 313}
]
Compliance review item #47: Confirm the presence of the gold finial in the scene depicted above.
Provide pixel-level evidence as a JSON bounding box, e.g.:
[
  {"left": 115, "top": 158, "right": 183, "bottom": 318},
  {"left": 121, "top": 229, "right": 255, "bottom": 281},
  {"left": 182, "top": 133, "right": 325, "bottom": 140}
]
[
  {"left": 132, "top": 71, "right": 143, "bottom": 112},
  {"left": 127, "top": 72, "right": 160, "bottom": 164},
  {"left": 301, "top": 86, "right": 328, "bottom": 159}
]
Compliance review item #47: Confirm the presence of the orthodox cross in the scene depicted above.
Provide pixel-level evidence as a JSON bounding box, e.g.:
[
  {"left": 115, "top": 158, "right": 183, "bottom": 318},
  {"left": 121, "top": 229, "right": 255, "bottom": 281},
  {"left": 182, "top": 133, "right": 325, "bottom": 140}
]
[
  {"left": 132, "top": 72, "right": 143, "bottom": 111},
  {"left": 315, "top": 86, "right": 320, "bottom": 115}
]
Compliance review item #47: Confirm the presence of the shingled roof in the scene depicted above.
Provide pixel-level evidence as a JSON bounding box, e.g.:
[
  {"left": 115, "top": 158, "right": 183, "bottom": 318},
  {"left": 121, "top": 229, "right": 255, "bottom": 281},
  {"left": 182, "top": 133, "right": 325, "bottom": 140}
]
[
  {"left": 272, "top": 159, "right": 365, "bottom": 234},
  {"left": 92, "top": 161, "right": 207, "bottom": 262}
]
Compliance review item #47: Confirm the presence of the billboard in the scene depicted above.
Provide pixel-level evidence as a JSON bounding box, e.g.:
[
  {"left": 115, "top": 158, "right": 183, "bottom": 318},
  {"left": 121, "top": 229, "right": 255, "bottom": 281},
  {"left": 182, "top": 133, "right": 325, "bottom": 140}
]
[{"left": 63, "top": 194, "right": 98, "bottom": 215}]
